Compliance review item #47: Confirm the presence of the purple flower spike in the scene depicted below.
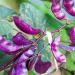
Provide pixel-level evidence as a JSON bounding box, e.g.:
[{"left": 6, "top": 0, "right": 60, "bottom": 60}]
[
  {"left": 13, "top": 16, "right": 41, "bottom": 35},
  {"left": 51, "top": 36, "right": 66, "bottom": 63},
  {"left": 12, "top": 32, "right": 33, "bottom": 46},
  {"left": 0, "top": 35, "right": 21, "bottom": 54},
  {"left": 51, "top": 0, "right": 68, "bottom": 20},
  {"left": 69, "top": 26, "right": 75, "bottom": 44},
  {"left": 11, "top": 62, "right": 28, "bottom": 75},
  {"left": 63, "top": 0, "right": 75, "bottom": 16}
]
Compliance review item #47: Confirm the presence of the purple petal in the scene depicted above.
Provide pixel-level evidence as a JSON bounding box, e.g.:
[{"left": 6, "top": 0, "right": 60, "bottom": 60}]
[
  {"left": 51, "top": 36, "right": 66, "bottom": 63},
  {"left": 13, "top": 16, "right": 41, "bottom": 35},
  {"left": 59, "top": 44, "right": 75, "bottom": 52},
  {"left": 63, "top": 0, "right": 75, "bottom": 16},
  {"left": 11, "top": 62, "right": 28, "bottom": 75},
  {"left": 34, "top": 56, "right": 51, "bottom": 74},
  {"left": 12, "top": 32, "right": 33, "bottom": 45},
  {"left": 15, "top": 48, "right": 36, "bottom": 64},
  {"left": 51, "top": 0, "right": 68, "bottom": 20},
  {"left": 0, "top": 35, "right": 21, "bottom": 54}
]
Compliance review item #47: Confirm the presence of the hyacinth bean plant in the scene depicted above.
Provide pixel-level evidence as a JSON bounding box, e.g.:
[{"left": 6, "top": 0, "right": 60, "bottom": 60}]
[{"left": 0, "top": 0, "right": 75, "bottom": 75}]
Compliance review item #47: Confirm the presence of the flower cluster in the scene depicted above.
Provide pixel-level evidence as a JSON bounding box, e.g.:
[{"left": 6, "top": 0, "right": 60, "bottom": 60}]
[{"left": 0, "top": 14, "right": 75, "bottom": 75}]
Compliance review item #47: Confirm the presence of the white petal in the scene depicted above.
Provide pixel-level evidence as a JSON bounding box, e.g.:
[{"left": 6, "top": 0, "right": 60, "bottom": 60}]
[
  {"left": 26, "top": 49, "right": 33, "bottom": 55},
  {"left": 46, "top": 31, "right": 52, "bottom": 44}
]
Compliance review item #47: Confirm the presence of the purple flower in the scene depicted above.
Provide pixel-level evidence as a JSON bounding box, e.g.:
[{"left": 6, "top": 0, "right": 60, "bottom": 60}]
[
  {"left": 12, "top": 32, "right": 33, "bottom": 46},
  {"left": 51, "top": 36, "right": 66, "bottom": 63},
  {"left": 34, "top": 56, "right": 51, "bottom": 74},
  {"left": 69, "top": 26, "right": 75, "bottom": 44},
  {"left": 0, "top": 35, "right": 21, "bottom": 54},
  {"left": 51, "top": 0, "right": 68, "bottom": 20},
  {"left": 13, "top": 16, "right": 41, "bottom": 35},
  {"left": 63, "top": 0, "right": 75, "bottom": 16},
  {"left": 11, "top": 62, "right": 28, "bottom": 75}
]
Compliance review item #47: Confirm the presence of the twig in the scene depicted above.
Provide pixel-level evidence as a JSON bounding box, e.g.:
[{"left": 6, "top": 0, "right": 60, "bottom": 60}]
[
  {"left": 60, "top": 67, "right": 71, "bottom": 73},
  {"left": 52, "top": 22, "right": 70, "bottom": 33}
]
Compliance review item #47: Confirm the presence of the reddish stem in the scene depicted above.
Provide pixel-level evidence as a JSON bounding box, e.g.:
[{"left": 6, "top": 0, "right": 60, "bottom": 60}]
[{"left": 52, "top": 22, "right": 70, "bottom": 33}]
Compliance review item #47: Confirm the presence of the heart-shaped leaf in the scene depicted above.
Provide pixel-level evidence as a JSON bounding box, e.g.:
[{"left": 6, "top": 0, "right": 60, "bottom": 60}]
[
  {"left": 0, "top": 5, "right": 16, "bottom": 20},
  {"left": 0, "top": 20, "right": 13, "bottom": 35}
]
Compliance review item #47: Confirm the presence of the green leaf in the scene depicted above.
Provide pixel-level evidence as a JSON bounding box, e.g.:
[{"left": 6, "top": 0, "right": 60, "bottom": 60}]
[
  {"left": 0, "top": 51, "right": 5, "bottom": 58},
  {"left": 33, "top": 39, "right": 51, "bottom": 62},
  {"left": 59, "top": 48, "right": 66, "bottom": 54},
  {"left": 0, "top": 54, "right": 13, "bottom": 67},
  {"left": 61, "top": 29, "right": 70, "bottom": 42},
  {"left": 16, "top": 0, "right": 29, "bottom": 4},
  {"left": 0, "top": 20, "right": 13, "bottom": 35},
  {"left": 0, "top": 5, "right": 16, "bottom": 20},
  {"left": 41, "top": 49, "right": 51, "bottom": 62},
  {"left": 41, "top": 38, "right": 51, "bottom": 62},
  {"left": 28, "top": 71, "right": 35, "bottom": 75},
  {"left": 62, "top": 70, "right": 72, "bottom": 75},
  {"left": 45, "top": 15, "right": 64, "bottom": 31},
  {"left": 64, "top": 55, "right": 75, "bottom": 71},
  {"left": 29, "top": 0, "right": 64, "bottom": 29},
  {"left": 33, "top": 40, "right": 44, "bottom": 56},
  {"left": 44, "top": 1, "right": 51, "bottom": 9},
  {"left": 70, "top": 52, "right": 75, "bottom": 62},
  {"left": 0, "top": 71, "right": 4, "bottom": 75},
  {"left": 20, "top": 2, "right": 46, "bottom": 30},
  {"left": 19, "top": 0, "right": 64, "bottom": 31}
]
